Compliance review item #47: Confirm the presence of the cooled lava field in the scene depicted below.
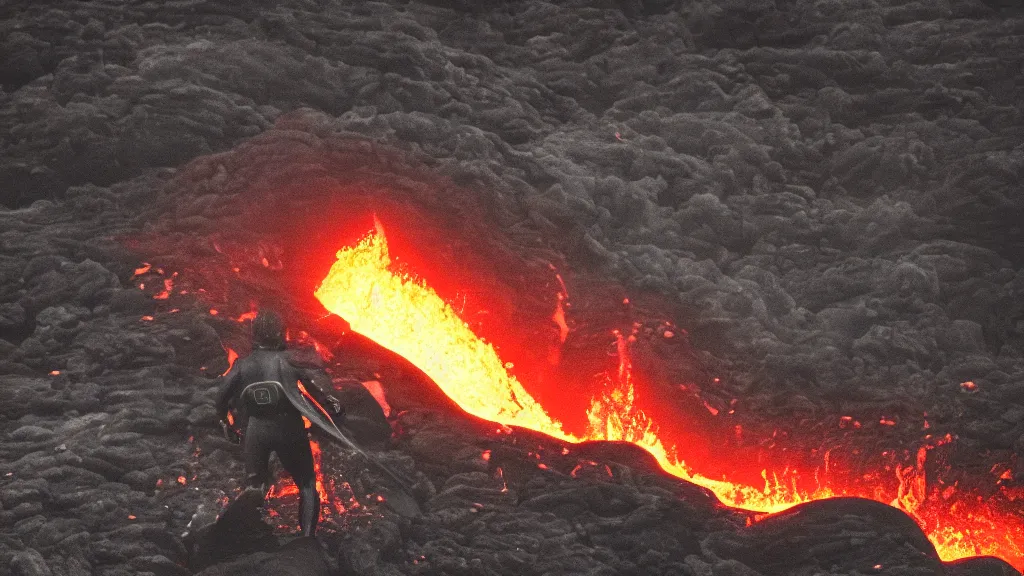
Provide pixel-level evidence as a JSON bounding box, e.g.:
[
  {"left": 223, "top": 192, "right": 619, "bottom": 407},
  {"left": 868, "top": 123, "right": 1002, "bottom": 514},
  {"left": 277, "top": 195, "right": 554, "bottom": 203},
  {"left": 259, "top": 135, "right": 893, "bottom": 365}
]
[{"left": 1, "top": 1, "right": 1023, "bottom": 575}]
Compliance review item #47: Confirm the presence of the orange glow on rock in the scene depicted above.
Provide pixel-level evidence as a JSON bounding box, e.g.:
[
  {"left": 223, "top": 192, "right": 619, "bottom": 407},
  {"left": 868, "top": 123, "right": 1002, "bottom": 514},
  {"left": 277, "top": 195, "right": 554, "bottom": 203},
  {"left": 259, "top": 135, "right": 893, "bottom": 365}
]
[
  {"left": 361, "top": 380, "right": 392, "bottom": 417},
  {"left": 309, "top": 439, "right": 330, "bottom": 504},
  {"left": 153, "top": 276, "right": 175, "bottom": 300},
  {"left": 266, "top": 437, "right": 339, "bottom": 520},
  {"left": 314, "top": 224, "right": 1023, "bottom": 570},
  {"left": 221, "top": 347, "right": 238, "bottom": 376}
]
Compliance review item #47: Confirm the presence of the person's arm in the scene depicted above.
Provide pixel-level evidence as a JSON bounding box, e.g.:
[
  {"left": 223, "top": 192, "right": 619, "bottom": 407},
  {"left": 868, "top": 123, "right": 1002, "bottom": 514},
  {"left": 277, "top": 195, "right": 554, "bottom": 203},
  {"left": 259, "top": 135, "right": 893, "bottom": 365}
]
[
  {"left": 215, "top": 364, "right": 243, "bottom": 422},
  {"left": 295, "top": 366, "right": 344, "bottom": 422},
  {"left": 214, "top": 362, "right": 245, "bottom": 443}
]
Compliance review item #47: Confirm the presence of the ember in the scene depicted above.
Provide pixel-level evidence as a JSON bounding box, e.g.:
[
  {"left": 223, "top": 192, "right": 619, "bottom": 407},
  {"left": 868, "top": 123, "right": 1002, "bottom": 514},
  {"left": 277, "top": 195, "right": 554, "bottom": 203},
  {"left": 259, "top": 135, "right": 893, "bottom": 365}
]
[
  {"left": 220, "top": 348, "right": 238, "bottom": 376},
  {"left": 153, "top": 275, "right": 175, "bottom": 300},
  {"left": 315, "top": 225, "right": 1024, "bottom": 568}
]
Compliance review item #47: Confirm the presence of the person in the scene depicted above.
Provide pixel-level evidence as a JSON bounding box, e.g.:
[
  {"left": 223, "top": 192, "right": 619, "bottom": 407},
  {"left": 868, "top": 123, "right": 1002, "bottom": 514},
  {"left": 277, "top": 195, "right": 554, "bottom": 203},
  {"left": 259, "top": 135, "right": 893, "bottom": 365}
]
[{"left": 215, "top": 309, "right": 344, "bottom": 537}]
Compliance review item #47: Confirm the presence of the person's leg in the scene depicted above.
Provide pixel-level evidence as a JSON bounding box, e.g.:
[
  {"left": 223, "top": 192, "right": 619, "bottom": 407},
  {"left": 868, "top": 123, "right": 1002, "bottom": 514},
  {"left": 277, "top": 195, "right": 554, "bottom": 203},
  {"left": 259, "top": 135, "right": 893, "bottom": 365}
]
[
  {"left": 277, "top": 429, "right": 319, "bottom": 536},
  {"left": 243, "top": 418, "right": 273, "bottom": 492}
]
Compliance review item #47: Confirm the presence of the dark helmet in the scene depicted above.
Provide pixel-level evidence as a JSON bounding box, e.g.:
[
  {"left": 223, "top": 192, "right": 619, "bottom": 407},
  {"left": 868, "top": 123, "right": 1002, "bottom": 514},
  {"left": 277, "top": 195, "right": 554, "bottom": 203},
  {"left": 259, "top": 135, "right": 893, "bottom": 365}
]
[{"left": 252, "top": 309, "right": 286, "bottom": 350}]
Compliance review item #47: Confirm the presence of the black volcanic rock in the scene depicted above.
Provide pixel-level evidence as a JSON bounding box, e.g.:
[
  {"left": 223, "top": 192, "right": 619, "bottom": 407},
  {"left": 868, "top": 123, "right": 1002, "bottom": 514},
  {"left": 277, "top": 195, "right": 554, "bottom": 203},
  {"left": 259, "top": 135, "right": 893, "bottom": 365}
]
[
  {"left": 185, "top": 489, "right": 278, "bottom": 572},
  {"left": 707, "top": 498, "right": 943, "bottom": 576},
  {"left": 947, "top": 556, "right": 1021, "bottom": 576},
  {"left": 196, "top": 537, "right": 331, "bottom": 576}
]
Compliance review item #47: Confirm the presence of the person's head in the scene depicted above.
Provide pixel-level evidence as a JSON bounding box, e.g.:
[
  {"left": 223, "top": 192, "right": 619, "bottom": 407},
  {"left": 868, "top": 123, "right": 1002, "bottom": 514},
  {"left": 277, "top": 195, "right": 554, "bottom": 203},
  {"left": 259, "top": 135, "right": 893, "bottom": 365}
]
[{"left": 252, "top": 309, "right": 286, "bottom": 350}]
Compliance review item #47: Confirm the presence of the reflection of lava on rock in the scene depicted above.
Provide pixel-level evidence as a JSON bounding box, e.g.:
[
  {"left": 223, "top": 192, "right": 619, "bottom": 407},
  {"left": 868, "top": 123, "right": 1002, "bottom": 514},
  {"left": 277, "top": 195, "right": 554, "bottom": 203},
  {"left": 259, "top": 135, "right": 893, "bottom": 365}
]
[
  {"left": 265, "top": 438, "right": 349, "bottom": 530},
  {"left": 314, "top": 223, "right": 1024, "bottom": 569}
]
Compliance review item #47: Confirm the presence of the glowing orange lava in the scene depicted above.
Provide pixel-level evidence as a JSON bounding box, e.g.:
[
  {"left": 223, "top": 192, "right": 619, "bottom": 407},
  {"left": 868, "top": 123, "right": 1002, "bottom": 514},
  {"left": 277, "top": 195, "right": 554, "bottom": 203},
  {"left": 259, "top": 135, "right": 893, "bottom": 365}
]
[
  {"left": 314, "top": 225, "right": 1023, "bottom": 570},
  {"left": 221, "top": 347, "right": 238, "bottom": 376}
]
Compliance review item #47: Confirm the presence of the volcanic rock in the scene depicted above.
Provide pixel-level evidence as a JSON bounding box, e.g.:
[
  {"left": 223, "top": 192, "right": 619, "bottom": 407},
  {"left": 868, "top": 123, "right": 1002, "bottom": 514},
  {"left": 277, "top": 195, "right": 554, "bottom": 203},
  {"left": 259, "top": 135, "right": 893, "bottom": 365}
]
[
  {"left": 185, "top": 488, "right": 277, "bottom": 572},
  {"left": 707, "top": 497, "right": 943, "bottom": 576},
  {"left": 946, "top": 557, "right": 1021, "bottom": 576},
  {"left": 333, "top": 379, "right": 393, "bottom": 450},
  {"left": 9, "top": 548, "right": 53, "bottom": 576},
  {"left": 195, "top": 537, "right": 331, "bottom": 576},
  {"left": 2, "top": 0, "right": 1024, "bottom": 574}
]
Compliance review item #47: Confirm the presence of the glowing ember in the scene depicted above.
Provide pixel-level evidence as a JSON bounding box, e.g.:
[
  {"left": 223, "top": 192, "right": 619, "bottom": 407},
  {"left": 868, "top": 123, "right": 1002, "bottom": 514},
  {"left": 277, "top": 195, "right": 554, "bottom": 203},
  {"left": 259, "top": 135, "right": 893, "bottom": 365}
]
[
  {"left": 548, "top": 284, "right": 570, "bottom": 367},
  {"left": 549, "top": 264, "right": 570, "bottom": 350},
  {"left": 235, "top": 311, "right": 258, "bottom": 323},
  {"left": 267, "top": 438, "right": 341, "bottom": 518},
  {"left": 153, "top": 275, "right": 175, "bottom": 300},
  {"left": 314, "top": 225, "right": 1023, "bottom": 569},
  {"left": 221, "top": 348, "right": 238, "bottom": 376},
  {"left": 309, "top": 439, "right": 331, "bottom": 504}
]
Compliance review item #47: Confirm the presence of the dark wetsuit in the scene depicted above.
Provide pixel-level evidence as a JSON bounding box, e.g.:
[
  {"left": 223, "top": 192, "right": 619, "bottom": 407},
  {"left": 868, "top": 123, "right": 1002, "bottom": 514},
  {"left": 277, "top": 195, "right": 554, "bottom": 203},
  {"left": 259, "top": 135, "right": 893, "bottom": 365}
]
[{"left": 215, "top": 346, "right": 337, "bottom": 536}]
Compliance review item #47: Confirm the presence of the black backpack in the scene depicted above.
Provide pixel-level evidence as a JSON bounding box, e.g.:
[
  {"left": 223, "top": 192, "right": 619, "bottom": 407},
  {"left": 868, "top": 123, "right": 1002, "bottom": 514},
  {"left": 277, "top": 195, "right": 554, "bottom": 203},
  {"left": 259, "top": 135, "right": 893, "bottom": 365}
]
[{"left": 241, "top": 380, "right": 286, "bottom": 416}]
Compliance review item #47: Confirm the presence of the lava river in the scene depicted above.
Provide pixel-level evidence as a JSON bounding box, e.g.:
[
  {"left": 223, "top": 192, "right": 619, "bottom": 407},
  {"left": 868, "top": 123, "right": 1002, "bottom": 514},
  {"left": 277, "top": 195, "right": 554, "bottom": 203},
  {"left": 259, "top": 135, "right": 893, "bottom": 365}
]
[{"left": 313, "top": 223, "right": 1024, "bottom": 570}]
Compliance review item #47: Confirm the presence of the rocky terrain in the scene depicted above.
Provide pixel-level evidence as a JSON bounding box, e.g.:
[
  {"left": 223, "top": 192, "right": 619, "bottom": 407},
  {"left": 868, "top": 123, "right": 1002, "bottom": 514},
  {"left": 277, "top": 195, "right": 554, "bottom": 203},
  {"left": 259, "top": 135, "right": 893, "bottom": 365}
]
[{"left": 2, "top": 0, "right": 1023, "bottom": 574}]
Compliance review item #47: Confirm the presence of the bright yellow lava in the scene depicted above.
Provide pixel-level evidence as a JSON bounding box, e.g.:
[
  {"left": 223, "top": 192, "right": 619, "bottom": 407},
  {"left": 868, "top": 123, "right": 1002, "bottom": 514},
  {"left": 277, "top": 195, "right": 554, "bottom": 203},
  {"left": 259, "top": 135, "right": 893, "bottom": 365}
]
[{"left": 314, "top": 225, "right": 1022, "bottom": 569}]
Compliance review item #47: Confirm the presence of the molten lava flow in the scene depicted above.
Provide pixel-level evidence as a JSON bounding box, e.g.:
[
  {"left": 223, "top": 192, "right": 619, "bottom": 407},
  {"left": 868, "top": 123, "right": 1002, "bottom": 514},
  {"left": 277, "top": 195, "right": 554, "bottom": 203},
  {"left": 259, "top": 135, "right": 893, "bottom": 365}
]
[
  {"left": 315, "top": 221, "right": 567, "bottom": 439},
  {"left": 314, "top": 225, "right": 1023, "bottom": 569}
]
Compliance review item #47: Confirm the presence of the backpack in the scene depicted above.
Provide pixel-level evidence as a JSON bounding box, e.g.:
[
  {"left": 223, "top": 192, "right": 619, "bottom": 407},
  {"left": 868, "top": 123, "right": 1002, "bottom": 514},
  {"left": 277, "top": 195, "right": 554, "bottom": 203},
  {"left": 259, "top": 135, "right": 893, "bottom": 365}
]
[{"left": 241, "top": 380, "right": 286, "bottom": 416}]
